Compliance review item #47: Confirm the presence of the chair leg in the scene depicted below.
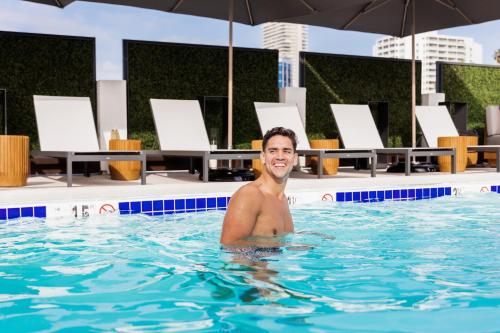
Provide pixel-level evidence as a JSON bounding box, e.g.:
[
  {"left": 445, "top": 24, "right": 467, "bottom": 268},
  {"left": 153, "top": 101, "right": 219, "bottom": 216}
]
[
  {"left": 203, "top": 153, "right": 209, "bottom": 182},
  {"left": 66, "top": 154, "right": 73, "bottom": 187},
  {"left": 371, "top": 154, "right": 377, "bottom": 177},
  {"left": 405, "top": 150, "right": 411, "bottom": 176},
  {"left": 140, "top": 154, "right": 146, "bottom": 185}
]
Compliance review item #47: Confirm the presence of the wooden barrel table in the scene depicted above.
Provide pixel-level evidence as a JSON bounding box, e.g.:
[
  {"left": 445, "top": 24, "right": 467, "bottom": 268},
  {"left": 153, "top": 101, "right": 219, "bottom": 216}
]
[
  {"left": 108, "top": 139, "right": 141, "bottom": 181},
  {"left": 464, "top": 136, "right": 478, "bottom": 166},
  {"left": 0, "top": 135, "right": 29, "bottom": 187},
  {"left": 251, "top": 140, "right": 263, "bottom": 177},
  {"left": 309, "top": 139, "right": 339, "bottom": 175},
  {"left": 437, "top": 136, "right": 467, "bottom": 172}
]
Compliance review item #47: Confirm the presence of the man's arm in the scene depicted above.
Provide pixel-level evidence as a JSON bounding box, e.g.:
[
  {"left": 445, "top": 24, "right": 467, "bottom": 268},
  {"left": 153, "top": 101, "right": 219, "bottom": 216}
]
[{"left": 220, "top": 186, "right": 262, "bottom": 246}]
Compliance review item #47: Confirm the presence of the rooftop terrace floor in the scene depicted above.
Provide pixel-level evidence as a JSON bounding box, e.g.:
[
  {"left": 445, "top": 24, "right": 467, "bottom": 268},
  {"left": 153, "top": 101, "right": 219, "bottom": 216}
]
[{"left": 2, "top": 166, "right": 500, "bottom": 206}]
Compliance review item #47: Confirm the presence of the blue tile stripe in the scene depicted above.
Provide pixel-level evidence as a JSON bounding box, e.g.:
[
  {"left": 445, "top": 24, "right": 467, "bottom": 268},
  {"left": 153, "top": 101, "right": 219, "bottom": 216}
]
[
  {"left": 335, "top": 186, "right": 453, "bottom": 203},
  {"left": 118, "top": 196, "right": 231, "bottom": 215},
  {"left": 0, "top": 206, "right": 46, "bottom": 221},
  {"left": 2, "top": 185, "right": 495, "bottom": 220}
]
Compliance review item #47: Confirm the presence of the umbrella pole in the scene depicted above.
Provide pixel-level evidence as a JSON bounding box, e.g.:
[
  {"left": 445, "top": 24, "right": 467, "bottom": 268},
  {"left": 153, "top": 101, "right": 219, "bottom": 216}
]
[
  {"left": 228, "top": 0, "right": 234, "bottom": 149},
  {"left": 411, "top": 0, "right": 416, "bottom": 148}
]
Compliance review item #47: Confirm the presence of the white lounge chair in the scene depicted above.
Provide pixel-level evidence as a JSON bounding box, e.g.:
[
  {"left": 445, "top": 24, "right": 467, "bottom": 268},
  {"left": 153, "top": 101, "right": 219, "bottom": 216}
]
[
  {"left": 416, "top": 105, "right": 500, "bottom": 172},
  {"left": 149, "top": 99, "right": 261, "bottom": 182},
  {"left": 330, "top": 104, "right": 457, "bottom": 175},
  {"left": 254, "top": 102, "right": 377, "bottom": 177},
  {"left": 32, "top": 95, "right": 146, "bottom": 186}
]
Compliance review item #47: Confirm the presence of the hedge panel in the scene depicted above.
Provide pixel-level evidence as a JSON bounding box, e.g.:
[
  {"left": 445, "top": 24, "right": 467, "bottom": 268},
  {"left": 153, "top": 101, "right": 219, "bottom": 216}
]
[
  {"left": 438, "top": 62, "right": 500, "bottom": 136},
  {"left": 124, "top": 40, "right": 278, "bottom": 149},
  {"left": 0, "top": 31, "right": 96, "bottom": 149},
  {"left": 301, "top": 52, "right": 421, "bottom": 147}
]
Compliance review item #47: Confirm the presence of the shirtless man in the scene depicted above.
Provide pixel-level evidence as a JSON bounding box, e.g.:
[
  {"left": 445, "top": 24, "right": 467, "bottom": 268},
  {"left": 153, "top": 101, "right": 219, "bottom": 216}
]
[{"left": 220, "top": 127, "right": 298, "bottom": 246}]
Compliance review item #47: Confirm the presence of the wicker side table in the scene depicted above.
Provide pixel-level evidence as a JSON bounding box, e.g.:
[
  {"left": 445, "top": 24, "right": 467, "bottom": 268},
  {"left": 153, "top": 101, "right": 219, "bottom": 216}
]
[
  {"left": 108, "top": 139, "right": 141, "bottom": 180},
  {"left": 437, "top": 136, "right": 467, "bottom": 172},
  {"left": 0, "top": 135, "right": 29, "bottom": 187}
]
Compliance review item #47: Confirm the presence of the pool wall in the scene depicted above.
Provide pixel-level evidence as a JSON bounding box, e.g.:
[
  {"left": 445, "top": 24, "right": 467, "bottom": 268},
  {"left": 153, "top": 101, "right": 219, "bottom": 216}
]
[{"left": 1, "top": 182, "right": 498, "bottom": 221}]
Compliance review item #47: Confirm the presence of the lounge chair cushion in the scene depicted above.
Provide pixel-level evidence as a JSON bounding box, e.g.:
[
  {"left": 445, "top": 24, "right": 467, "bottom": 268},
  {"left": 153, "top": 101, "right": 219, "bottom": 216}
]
[
  {"left": 33, "top": 95, "right": 100, "bottom": 152},
  {"left": 150, "top": 99, "right": 210, "bottom": 151},
  {"left": 330, "top": 104, "right": 384, "bottom": 149},
  {"left": 487, "top": 135, "right": 500, "bottom": 146},
  {"left": 415, "top": 106, "right": 459, "bottom": 147},
  {"left": 254, "top": 102, "right": 311, "bottom": 150}
]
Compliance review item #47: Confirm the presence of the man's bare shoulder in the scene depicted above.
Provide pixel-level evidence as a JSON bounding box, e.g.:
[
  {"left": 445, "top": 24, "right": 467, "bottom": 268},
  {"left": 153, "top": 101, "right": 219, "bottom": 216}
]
[{"left": 230, "top": 181, "right": 265, "bottom": 205}]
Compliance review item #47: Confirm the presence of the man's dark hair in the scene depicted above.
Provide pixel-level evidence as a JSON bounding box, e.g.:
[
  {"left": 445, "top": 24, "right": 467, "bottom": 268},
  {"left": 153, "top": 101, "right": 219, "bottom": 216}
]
[{"left": 262, "top": 127, "right": 298, "bottom": 152}]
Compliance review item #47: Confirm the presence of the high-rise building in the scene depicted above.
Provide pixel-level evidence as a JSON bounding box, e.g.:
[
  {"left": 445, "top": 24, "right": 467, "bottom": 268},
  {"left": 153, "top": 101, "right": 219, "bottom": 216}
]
[
  {"left": 262, "top": 22, "right": 308, "bottom": 87},
  {"left": 372, "top": 31, "right": 482, "bottom": 93}
]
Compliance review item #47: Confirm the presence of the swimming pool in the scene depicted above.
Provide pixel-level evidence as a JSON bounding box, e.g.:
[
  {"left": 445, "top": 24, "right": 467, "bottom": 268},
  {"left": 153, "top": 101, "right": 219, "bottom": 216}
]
[{"left": 1, "top": 194, "right": 499, "bottom": 332}]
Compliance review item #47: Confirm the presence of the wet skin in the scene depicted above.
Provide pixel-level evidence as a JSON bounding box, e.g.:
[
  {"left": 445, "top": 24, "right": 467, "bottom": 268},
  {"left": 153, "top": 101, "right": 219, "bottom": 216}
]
[{"left": 220, "top": 135, "right": 298, "bottom": 247}]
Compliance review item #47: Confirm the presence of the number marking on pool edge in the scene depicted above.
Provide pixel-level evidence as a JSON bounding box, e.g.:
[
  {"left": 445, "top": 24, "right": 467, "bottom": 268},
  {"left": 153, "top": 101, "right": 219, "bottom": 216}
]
[{"left": 99, "top": 204, "right": 116, "bottom": 214}]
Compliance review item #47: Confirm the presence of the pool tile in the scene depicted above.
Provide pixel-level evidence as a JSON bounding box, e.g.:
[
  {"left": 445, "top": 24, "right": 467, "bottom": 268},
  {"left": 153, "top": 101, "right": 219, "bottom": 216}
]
[
  {"left": 34, "top": 206, "right": 46, "bottom": 218},
  {"left": 438, "top": 188, "right": 445, "bottom": 197},
  {"left": 130, "top": 201, "right": 141, "bottom": 214},
  {"left": 227, "top": 197, "right": 231, "bottom": 204},
  {"left": 445, "top": 187, "right": 452, "bottom": 196},
  {"left": 345, "top": 192, "right": 353, "bottom": 202},
  {"left": 369, "top": 191, "right": 376, "bottom": 200},
  {"left": 491, "top": 185, "right": 497, "bottom": 192},
  {"left": 431, "top": 188, "right": 438, "bottom": 198},
  {"left": 164, "top": 200, "right": 174, "bottom": 211},
  {"left": 377, "top": 191, "right": 384, "bottom": 201},
  {"left": 196, "top": 198, "right": 206, "bottom": 210},
  {"left": 353, "top": 192, "right": 360, "bottom": 202},
  {"left": 393, "top": 190, "right": 400, "bottom": 200},
  {"left": 186, "top": 199, "right": 196, "bottom": 210},
  {"left": 119, "top": 202, "right": 130, "bottom": 212},
  {"left": 175, "top": 199, "right": 185, "bottom": 212},
  {"left": 336, "top": 192, "right": 345, "bottom": 202},
  {"left": 207, "top": 198, "right": 217, "bottom": 209},
  {"left": 141, "top": 201, "right": 153, "bottom": 212},
  {"left": 7, "top": 208, "right": 20, "bottom": 220},
  {"left": 408, "top": 189, "right": 415, "bottom": 199},
  {"left": 0, "top": 208, "right": 6, "bottom": 220},
  {"left": 423, "top": 188, "right": 430, "bottom": 198},
  {"left": 217, "top": 197, "right": 227, "bottom": 209},
  {"left": 416, "top": 188, "right": 423, "bottom": 200},
  {"left": 21, "top": 207, "right": 33, "bottom": 217},
  {"left": 153, "top": 200, "right": 163, "bottom": 212},
  {"left": 384, "top": 190, "right": 392, "bottom": 200},
  {"left": 400, "top": 189, "right": 408, "bottom": 199},
  {"left": 361, "top": 191, "right": 369, "bottom": 202},
  {"left": 153, "top": 212, "right": 163, "bottom": 216}
]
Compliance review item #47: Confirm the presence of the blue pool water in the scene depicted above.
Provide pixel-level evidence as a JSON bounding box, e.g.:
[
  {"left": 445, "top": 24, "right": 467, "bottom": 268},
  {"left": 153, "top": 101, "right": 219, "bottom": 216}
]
[{"left": 1, "top": 194, "right": 499, "bottom": 332}]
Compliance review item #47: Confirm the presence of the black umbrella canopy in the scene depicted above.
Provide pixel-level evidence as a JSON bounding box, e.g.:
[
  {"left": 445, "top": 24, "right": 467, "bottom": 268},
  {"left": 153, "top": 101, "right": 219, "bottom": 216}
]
[
  {"left": 24, "top": 0, "right": 367, "bottom": 148},
  {"left": 281, "top": 0, "right": 500, "bottom": 148},
  {"left": 25, "top": 0, "right": 366, "bottom": 26},
  {"left": 281, "top": 0, "right": 500, "bottom": 37}
]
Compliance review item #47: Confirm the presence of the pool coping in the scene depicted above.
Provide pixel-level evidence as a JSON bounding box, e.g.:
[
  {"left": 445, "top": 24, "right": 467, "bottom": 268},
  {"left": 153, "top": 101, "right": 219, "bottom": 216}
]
[{"left": 1, "top": 171, "right": 500, "bottom": 220}]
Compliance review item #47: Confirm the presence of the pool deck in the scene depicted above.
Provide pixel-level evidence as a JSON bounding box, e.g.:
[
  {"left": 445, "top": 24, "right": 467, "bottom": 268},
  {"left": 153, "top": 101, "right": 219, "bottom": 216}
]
[{"left": 2, "top": 166, "right": 500, "bottom": 206}]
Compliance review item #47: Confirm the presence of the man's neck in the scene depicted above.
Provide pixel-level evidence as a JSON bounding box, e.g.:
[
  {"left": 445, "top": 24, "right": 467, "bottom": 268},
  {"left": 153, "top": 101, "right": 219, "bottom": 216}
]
[{"left": 258, "top": 172, "right": 288, "bottom": 198}]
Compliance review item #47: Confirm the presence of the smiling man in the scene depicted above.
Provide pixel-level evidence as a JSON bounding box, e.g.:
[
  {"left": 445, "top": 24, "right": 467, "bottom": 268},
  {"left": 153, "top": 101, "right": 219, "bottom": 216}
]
[{"left": 220, "top": 127, "right": 299, "bottom": 246}]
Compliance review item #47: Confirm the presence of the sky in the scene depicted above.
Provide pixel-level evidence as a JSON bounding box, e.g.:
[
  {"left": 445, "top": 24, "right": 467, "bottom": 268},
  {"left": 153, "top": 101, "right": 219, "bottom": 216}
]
[{"left": 1, "top": 0, "right": 499, "bottom": 80}]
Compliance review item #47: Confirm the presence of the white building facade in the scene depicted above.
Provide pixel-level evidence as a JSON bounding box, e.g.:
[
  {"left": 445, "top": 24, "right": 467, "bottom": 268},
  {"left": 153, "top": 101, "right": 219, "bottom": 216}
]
[
  {"left": 372, "top": 31, "right": 482, "bottom": 93},
  {"left": 262, "top": 22, "right": 308, "bottom": 87}
]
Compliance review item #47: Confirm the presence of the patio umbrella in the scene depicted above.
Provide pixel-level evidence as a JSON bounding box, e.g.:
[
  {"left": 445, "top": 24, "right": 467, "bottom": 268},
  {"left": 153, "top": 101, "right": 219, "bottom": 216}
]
[
  {"left": 280, "top": 0, "right": 500, "bottom": 147},
  {"left": 24, "top": 0, "right": 363, "bottom": 148}
]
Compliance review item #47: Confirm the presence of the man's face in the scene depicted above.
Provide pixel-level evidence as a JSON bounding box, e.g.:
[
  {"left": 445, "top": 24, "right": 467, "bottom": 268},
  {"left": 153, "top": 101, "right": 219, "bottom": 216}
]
[{"left": 261, "top": 135, "right": 298, "bottom": 180}]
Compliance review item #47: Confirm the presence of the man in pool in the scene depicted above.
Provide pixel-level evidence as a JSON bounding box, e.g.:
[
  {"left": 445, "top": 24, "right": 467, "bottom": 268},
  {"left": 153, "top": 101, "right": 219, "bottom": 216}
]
[{"left": 220, "top": 127, "right": 298, "bottom": 246}]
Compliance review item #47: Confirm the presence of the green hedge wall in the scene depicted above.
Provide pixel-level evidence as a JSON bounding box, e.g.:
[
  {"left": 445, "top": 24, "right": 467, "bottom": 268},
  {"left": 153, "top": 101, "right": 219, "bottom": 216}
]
[
  {"left": 438, "top": 62, "right": 500, "bottom": 136},
  {"left": 0, "top": 31, "right": 96, "bottom": 149},
  {"left": 301, "top": 52, "right": 421, "bottom": 147},
  {"left": 124, "top": 40, "right": 278, "bottom": 149}
]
